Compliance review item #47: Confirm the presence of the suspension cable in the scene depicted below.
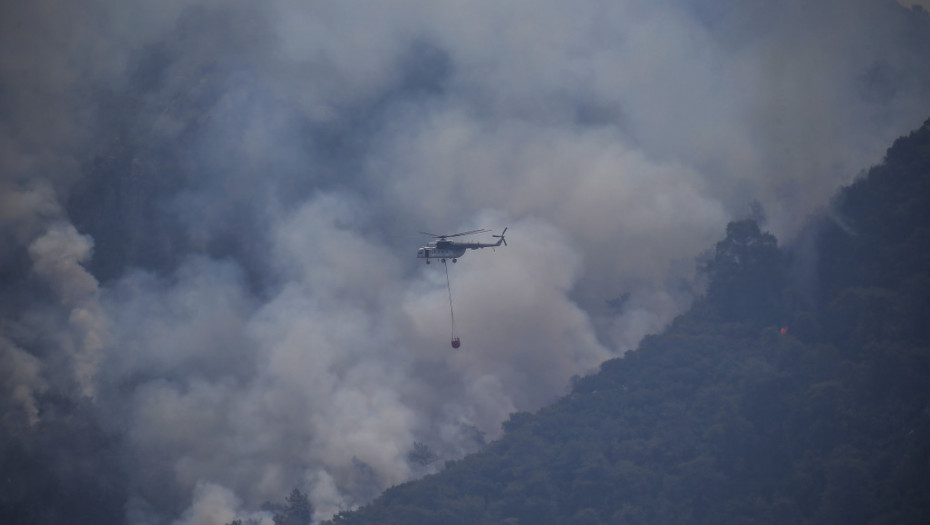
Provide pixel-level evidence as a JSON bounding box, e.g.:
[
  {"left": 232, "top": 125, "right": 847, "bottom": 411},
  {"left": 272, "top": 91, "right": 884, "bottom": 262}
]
[{"left": 443, "top": 260, "right": 456, "bottom": 341}]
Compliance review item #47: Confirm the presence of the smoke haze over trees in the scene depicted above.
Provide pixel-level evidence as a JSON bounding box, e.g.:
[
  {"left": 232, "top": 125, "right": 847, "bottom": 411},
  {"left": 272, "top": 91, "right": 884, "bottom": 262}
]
[
  {"left": 320, "top": 117, "right": 930, "bottom": 525},
  {"left": 2, "top": 1, "right": 930, "bottom": 523}
]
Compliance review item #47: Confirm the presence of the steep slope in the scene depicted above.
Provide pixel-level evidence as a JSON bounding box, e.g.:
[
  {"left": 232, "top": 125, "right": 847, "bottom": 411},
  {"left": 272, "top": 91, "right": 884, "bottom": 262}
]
[{"left": 324, "top": 119, "right": 930, "bottom": 525}]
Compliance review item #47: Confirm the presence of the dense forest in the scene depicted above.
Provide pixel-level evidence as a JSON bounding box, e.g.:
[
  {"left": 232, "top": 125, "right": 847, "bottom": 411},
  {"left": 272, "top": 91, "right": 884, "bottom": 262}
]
[{"left": 317, "top": 119, "right": 930, "bottom": 524}]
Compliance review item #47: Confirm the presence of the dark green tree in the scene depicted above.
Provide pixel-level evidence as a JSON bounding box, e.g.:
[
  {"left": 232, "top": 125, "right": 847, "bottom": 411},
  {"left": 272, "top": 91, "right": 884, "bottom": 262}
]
[
  {"left": 272, "top": 489, "right": 313, "bottom": 525},
  {"left": 703, "top": 218, "right": 785, "bottom": 323},
  {"left": 407, "top": 441, "right": 438, "bottom": 466}
]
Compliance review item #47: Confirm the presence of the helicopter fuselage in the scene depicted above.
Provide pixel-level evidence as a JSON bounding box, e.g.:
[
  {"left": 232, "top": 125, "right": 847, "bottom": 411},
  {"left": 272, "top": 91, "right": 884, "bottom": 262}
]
[{"left": 417, "top": 241, "right": 467, "bottom": 261}]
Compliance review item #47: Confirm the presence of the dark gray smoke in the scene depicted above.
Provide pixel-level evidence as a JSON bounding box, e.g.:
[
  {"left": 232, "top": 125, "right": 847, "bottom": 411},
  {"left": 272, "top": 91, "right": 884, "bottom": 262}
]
[{"left": 2, "top": 0, "right": 929, "bottom": 522}]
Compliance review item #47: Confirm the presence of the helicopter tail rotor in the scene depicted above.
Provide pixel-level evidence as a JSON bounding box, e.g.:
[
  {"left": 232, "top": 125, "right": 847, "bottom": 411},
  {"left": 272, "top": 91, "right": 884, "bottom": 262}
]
[{"left": 493, "top": 227, "right": 508, "bottom": 247}]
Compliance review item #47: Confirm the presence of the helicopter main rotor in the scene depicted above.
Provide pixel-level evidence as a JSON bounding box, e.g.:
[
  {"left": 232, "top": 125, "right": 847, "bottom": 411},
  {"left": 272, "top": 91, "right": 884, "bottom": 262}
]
[{"left": 419, "top": 228, "right": 491, "bottom": 240}]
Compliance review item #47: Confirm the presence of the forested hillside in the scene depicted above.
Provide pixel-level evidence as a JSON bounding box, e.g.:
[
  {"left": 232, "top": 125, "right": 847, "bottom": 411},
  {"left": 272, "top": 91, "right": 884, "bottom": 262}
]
[{"left": 322, "top": 119, "right": 930, "bottom": 525}]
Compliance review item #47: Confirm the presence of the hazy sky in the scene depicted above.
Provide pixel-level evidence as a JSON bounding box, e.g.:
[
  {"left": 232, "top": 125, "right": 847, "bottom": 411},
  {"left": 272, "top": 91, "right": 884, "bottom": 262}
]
[
  {"left": 899, "top": 0, "right": 930, "bottom": 9},
  {"left": 2, "top": 1, "right": 929, "bottom": 523}
]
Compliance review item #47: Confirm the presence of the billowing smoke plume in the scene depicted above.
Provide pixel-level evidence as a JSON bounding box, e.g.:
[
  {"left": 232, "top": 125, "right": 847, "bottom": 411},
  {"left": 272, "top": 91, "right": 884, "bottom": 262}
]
[{"left": 2, "top": 0, "right": 929, "bottom": 523}]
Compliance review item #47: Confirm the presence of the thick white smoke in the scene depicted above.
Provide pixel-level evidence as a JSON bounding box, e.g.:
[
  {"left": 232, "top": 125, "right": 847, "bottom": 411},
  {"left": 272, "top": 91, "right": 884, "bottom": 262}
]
[{"left": 2, "top": 0, "right": 929, "bottom": 523}]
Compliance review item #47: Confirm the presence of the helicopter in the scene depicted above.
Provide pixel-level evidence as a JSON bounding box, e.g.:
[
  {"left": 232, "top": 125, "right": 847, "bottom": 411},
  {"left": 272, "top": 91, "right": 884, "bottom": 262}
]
[{"left": 417, "top": 227, "right": 507, "bottom": 264}]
